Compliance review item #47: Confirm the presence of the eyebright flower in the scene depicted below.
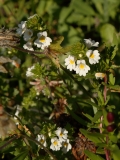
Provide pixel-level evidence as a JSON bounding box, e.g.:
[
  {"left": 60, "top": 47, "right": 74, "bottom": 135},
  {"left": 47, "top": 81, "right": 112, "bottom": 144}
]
[
  {"left": 16, "top": 21, "right": 26, "bottom": 36},
  {"left": 23, "top": 41, "right": 34, "bottom": 51},
  {"left": 37, "top": 134, "right": 47, "bottom": 148},
  {"left": 86, "top": 50, "right": 100, "bottom": 64},
  {"left": 95, "top": 73, "right": 105, "bottom": 79},
  {"left": 26, "top": 65, "right": 35, "bottom": 77},
  {"left": 65, "top": 55, "right": 76, "bottom": 71},
  {"left": 62, "top": 139, "right": 72, "bottom": 153},
  {"left": 50, "top": 137, "right": 62, "bottom": 151},
  {"left": 84, "top": 38, "right": 99, "bottom": 48},
  {"left": 34, "top": 31, "right": 52, "bottom": 50},
  {"left": 55, "top": 127, "right": 68, "bottom": 142},
  {"left": 23, "top": 29, "right": 33, "bottom": 41},
  {"left": 74, "top": 60, "right": 90, "bottom": 76}
]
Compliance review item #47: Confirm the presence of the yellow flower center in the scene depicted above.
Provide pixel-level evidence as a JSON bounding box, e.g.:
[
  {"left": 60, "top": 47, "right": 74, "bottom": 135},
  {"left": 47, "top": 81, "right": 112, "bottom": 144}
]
[
  {"left": 53, "top": 140, "right": 58, "bottom": 146},
  {"left": 40, "top": 139, "right": 44, "bottom": 143},
  {"left": 90, "top": 53, "right": 94, "bottom": 59},
  {"left": 79, "top": 64, "right": 85, "bottom": 69},
  {"left": 60, "top": 133, "right": 63, "bottom": 137},
  {"left": 39, "top": 35, "right": 46, "bottom": 43},
  {"left": 63, "top": 142, "right": 68, "bottom": 147},
  {"left": 69, "top": 60, "right": 74, "bottom": 64}
]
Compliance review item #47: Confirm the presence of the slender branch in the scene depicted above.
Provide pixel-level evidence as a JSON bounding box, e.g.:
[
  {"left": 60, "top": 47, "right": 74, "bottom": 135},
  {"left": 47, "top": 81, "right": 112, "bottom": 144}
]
[
  {"left": 22, "top": 134, "right": 57, "bottom": 160},
  {"left": 0, "top": 136, "right": 17, "bottom": 150},
  {"left": 10, "top": 45, "right": 46, "bottom": 55}
]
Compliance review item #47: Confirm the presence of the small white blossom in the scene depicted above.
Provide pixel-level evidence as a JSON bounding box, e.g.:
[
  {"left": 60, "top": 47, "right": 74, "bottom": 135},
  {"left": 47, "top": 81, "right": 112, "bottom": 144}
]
[
  {"left": 23, "top": 29, "right": 33, "bottom": 41},
  {"left": 84, "top": 38, "right": 99, "bottom": 48},
  {"left": 75, "top": 60, "right": 90, "bottom": 76},
  {"left": 23, "top": 41, "right": 34, "bottom": 51},
  {"left": 65, "top": 55, "right": 76, "bottom": 71},
  {"left": 55, "top": 127, "right": 68, "bottom": 142},
  {"left": 95, "top": 73, "right": 105, "bottom": 79},
  {"left": 34, "top": 31, "right": 52, "bottom": 50},
  {"left": 11, "top": 56, "right": 21, "bottom": 68},
  {"left": 86, "top": 50, "right": 100, "bottom": 64},
  {"left": 26, "top": 65, "right": 35, "bottom": 77},
  {"left": 62, "top": 139, "right": 72, "bottom": 153},
  {"left": 16, "top": 21, "right": 26, "bottom": 36},
  {"left": 37, "top": 134, "right": 47, "bottom": 148},
  {"left": 50, "top": 137, "right": 62, "bottom": 151}
]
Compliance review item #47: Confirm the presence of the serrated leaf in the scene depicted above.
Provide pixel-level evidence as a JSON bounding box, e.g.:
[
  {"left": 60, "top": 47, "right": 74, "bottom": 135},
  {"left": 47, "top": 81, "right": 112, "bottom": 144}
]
[{"left": 84, "top": 150, "right": 104, "bottom": 160}]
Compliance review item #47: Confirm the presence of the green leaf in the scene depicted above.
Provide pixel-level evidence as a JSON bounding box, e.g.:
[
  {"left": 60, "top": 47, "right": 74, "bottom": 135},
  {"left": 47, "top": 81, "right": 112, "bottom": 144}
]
[
  {"left": 100, "top": 23, "right": 117, "bottom": 45},
  {"left": 66, "top": 107, "right": 87, "bottom": 126},
  {"left": 82, "top": 113, "right": 93, "bottom": 121},
  {"left": 84, "top": 150, "right": 104, "bottom": 160},
  {"left": 80, "top": 129, "right": 103, "bottom": 143},
  {"left": 78, "top": 99, "right": 99, "bottom": 108},
  {"left": 97, "top": 91, "right": 104, "bottom": 105},
  {"left": 92, "top": 110, "right": 102, "bottom": 122},
  {"left": 111, "top": 144, "right": 120, "bottom": 160},
  {"left": 109, "top": 73, "right": 115, "bottom": 85},
  {"left": 70, "top": 0, "right": 95, "bottom": 16},
  {"left": 102, "top": 109, "right": 108, "bottom": 126},
  {"left": 12, "top": 150, "right": 28, "bottom": 160}
]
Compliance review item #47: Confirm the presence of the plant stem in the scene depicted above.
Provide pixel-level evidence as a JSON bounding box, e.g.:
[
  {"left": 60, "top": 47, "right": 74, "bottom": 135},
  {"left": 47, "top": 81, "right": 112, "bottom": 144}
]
[
  {"left": 22, "top": 134, "right": 57, "bottom": 160},
  {"left": 0, "top": 135, "right": 17, "bottom": 150},
  {"left": 103, "top": 74, "right": 110, "bottom": 160}
]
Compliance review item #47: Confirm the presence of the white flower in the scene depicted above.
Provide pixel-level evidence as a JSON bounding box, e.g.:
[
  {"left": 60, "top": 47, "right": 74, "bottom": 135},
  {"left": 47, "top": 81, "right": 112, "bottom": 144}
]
[
  {"left": 37, "top": 134, "right": 47, "bottom": 148},
  {"left": 26, "top": 65, "right": 35, "bottom": 77},
  {"left": 23, "top": 29, "right": 33, "bottom": 41},
  {"left": 16, "top": 21, "right": 26, "bottom": 36},
  {"left": 84, "top": 38, "right": 99, "bottom": 48},
  {"left": 23, "top": 41, "right": 34, "bottom": 51},
  {"left": 95, "top": 73, "right": 105, "bottom": 79},
  {"left": 62, "top": 139, "right": 72, "bottom": 153},
  {"left": 55, "top": 127, "right": 68, "bottom": 142},
  {"left": 86, "top": 50, "right": 100, "bottom": 64},
  {"left": 75, "top": 60, "right": 90, "bottom": 76},
  {"left": 11, "top": 56, "right": 21, "bottom": 68},
  {"left": 34, "top": 31, "right": 52, "bottom": 50},
  {"left": 50, "top": 137, "right": 62, "bottom": 151},
  {"left": 65, "top": 55, "right": 76, "bottom": 71}
]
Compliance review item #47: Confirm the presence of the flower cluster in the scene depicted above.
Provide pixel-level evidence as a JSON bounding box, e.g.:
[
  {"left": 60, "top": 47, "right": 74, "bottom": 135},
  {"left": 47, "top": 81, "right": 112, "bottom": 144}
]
[
  {"left": 36, "top": 127, "right": 72, "bottom": 153},
  {"left": 50, "top": 127, "right": 72, "bottom": 153},
  {"left": 16, "top": 15, "right": 52, "bottom": 51},
  {"left": 65, "top": 39, "right": 100, "bottom": 76}
]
